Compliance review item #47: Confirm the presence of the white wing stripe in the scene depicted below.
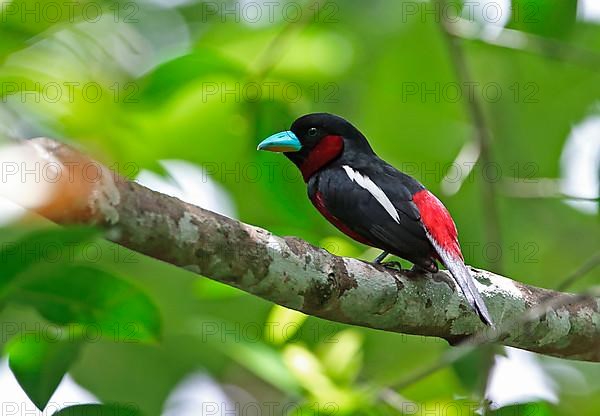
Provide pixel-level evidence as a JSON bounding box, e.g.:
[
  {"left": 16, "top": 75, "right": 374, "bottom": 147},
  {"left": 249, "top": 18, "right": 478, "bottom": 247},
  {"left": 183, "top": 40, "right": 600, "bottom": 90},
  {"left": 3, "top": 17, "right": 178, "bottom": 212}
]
[{"left": 342, "top": 165, "right": 400, "bottom": 223}]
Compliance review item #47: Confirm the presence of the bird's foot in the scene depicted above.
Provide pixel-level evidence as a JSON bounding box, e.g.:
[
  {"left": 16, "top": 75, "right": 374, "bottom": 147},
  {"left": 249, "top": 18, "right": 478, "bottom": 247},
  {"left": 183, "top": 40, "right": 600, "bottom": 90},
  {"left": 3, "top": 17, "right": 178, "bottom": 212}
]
[
  {"left": 407, "top": 263, "right": 438, "bottom": 278},
  {"left": 410, "top": 264, "right": 429, "bottom": 274}
]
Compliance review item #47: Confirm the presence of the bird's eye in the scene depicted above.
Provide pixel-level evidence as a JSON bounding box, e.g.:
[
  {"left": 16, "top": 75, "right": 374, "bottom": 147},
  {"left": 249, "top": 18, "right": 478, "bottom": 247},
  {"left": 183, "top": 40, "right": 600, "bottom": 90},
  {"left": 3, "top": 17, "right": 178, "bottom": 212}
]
[{"left": 308, "top": 128, "right": 318, "bottom": 137}]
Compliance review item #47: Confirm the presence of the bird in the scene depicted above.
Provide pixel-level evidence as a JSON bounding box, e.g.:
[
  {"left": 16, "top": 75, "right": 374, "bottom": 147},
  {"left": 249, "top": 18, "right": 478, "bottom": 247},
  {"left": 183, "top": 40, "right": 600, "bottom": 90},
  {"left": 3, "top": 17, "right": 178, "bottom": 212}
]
[{"left": 257, "top": 113, "right": 493, "bottom": 326}]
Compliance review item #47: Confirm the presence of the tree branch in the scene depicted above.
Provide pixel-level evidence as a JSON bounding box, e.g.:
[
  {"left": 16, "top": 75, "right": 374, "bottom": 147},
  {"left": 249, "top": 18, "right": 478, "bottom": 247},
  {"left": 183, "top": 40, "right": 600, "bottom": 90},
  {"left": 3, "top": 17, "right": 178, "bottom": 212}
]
[{"left": 7, "top": 138, "right": 600, "bottom": 362}]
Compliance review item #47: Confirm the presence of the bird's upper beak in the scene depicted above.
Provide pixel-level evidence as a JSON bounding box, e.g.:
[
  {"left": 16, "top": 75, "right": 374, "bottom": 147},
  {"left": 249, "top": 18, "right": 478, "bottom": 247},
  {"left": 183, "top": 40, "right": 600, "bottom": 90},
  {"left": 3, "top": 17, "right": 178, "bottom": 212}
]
[{"left": 257, "top": 131, "right": 302, "bottom": 152}]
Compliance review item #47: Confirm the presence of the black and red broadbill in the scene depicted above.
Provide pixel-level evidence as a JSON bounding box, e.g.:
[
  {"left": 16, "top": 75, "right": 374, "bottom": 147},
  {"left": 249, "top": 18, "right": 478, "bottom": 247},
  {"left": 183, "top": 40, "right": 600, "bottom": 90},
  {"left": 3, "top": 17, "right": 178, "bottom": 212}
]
[{"left": 257, "top": 113, "right": 494, "bottom": 326}]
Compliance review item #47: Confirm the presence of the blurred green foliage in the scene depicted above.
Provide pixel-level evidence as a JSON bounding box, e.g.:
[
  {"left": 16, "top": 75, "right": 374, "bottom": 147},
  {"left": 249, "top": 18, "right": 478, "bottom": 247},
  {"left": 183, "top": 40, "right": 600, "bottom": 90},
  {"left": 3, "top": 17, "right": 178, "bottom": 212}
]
[{"left": 0, "top": 0, "right": 599, "bottom": 415}]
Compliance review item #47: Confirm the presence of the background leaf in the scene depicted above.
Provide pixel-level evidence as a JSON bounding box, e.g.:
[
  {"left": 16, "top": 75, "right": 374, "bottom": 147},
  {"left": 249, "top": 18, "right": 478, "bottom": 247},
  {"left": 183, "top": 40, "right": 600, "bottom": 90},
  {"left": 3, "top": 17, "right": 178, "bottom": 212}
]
[
  {"left": 54, "top": 404, "right": 142, "bottom": 416},
  {"left": 508, "top": 0, "right": 579, "bottom": 38},
  {"left": 7, "top": 331, "right": 81, "bottom": 411},
  {"left": 7, "top": 265, "right": 161, "bottom": 343},
  {"left": 0, "top": 227, "right": 99, "bottom": 293}
]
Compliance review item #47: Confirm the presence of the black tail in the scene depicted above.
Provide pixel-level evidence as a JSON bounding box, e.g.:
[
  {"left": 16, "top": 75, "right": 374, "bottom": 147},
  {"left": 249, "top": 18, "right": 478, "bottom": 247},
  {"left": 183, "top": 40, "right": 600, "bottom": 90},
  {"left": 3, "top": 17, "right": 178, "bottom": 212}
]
[{"left": 438, "top": 252, "right": 494, "bottom": 327}]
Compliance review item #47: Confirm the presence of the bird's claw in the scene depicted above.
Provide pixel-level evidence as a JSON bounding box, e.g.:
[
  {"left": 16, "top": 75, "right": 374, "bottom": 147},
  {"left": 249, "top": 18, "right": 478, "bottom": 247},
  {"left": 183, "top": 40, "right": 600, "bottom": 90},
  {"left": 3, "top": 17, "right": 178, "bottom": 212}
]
[{"left": 410, "top": 264, "right": 429, "bottom": 274}]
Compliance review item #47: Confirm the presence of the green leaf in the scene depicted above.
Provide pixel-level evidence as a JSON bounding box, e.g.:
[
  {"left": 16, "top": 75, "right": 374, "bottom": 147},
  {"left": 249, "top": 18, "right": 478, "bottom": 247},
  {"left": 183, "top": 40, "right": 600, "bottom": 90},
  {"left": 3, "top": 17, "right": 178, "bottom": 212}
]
[
  {"left": 54, "top": 404, "right": 142, "bottom": 416},
  {"left": 228, "top": 342, "right": 301, "bottom": 394},
  {"left": 508, "top": 0, "right": 578, "bottom": 38},
  {"left": 287, "top": 402, "right": 343, "bottom": 416},
  {"left": 9, "top": 266, "right": 161, "bottom": 343},
  {"left": 490, "top": 402, "right": 553, "bottom": 416},
  {"left": 265, "top": 305, "right": 308, "bottom": 345},
  {"left": 0, "top": 226, "right": 99, "bottom": 293},
  {"left": 193, "top": 278, "right": 244, "bottom": 299},
  {"left": 319, "top": 329, "right": 363, "bottom": 384},
  {"left": 451, "top": 345, "right": 496, "bottom": 392},
  {"left": 138, "top": 50, "right": 245, "bottom": 104},
  {"left": 7, "top": 331, "right": 81, "bottom": 411},
  {"left": 282, "top": 344, "right": 360, "bottom": 409}
]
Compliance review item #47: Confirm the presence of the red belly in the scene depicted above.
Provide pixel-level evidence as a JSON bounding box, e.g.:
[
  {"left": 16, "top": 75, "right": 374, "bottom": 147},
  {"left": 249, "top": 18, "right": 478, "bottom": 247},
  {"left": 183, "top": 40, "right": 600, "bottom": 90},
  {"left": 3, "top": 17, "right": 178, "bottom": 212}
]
[{"left": 310, "top": 191, "right": 374, "bottom": 246}]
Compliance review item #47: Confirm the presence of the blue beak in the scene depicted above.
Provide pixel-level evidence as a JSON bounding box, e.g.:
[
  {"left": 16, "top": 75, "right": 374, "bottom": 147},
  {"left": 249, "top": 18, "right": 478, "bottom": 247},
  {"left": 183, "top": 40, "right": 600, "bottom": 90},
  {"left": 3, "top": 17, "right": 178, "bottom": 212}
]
[{"left": 257, "top": 131, "right": 302, "bottom": 152}]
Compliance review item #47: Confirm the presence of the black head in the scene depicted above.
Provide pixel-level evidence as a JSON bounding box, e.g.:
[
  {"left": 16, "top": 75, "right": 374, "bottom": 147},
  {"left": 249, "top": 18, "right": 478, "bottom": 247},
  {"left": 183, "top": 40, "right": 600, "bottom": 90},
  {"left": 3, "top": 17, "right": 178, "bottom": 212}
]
[{"left": 258, "top": 113, "right": 375, "bottom": 181}]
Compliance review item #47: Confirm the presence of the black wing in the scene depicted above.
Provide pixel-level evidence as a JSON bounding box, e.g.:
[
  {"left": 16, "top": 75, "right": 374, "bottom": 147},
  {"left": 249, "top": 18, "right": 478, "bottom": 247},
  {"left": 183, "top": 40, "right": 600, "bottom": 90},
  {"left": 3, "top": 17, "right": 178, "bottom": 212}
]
[{"left": 308, "top": 162, "right": 434, "bottom": 267}]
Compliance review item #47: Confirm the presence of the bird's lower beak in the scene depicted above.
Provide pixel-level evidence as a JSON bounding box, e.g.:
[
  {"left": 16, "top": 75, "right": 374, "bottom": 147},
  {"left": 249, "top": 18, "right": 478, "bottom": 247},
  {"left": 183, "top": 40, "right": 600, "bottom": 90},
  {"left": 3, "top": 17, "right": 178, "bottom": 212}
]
[{"left": 257, "top": 131, "right": 302, "bottom": 152}]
